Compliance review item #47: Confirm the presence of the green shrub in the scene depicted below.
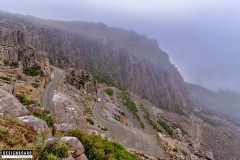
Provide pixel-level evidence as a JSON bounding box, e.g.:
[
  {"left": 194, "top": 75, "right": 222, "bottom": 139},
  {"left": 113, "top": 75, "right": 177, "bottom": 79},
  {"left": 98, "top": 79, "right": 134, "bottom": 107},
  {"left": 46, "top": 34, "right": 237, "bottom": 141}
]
[
  {"left": 10, "top": 61, "right": 19, "bottom": 68},
  {"left": 101, "top": 127, "right": 108, "bottom": 131},
  {"left": 23, "top": 66, "right": 44, "bottom": 77},
  {"left": 39, "top": 140, "right": 69, "bottom": 159},
  {"left": 172, "top": 123, "right": 189, "bottom": 136},
  {"left": 104, "top": 88, "right": 113, "bottom": 96},
  {"left": 119, "top": 92, "right": 144, "bottom": 128},
  {"left": 31, "top": 82, "right": 40, "bottom": 88},
  {"left": 173, "top": 148, "right": 178, "bottom": 152},
  {"left": 88, "top": 66, "right": 116, "bottom": 87},
  {"left": 16, "top": 93, "right": 36, "bottom": 105},
  {"left": 32, "top": 109, "right": 54, "bottom": 129},
  {"left": 0, "top": 116, "right": 37, "bottom": 151},
  {"left": 157, "top": 118, "right": 173, "bottom": 136},
  {"left": 172, "top": 106, "right": 189, "bottom": 117},
  {"left": 43, "top": 153, "right": 57, "bottom": 160},
  {"left": 68, "top": 129, "right": 139, "bottom": 160},
  {"left": 3, "top": 60, "right": 9, "bottom": 66},
  {"left": 0, "top": 76, "right": 10, "bottom": 81},
  {"left": 86, "top": 117, "right": 94, "bottom": 125},
  {"left": 141, "top": 104, "right": 161, "bottom": 132}
]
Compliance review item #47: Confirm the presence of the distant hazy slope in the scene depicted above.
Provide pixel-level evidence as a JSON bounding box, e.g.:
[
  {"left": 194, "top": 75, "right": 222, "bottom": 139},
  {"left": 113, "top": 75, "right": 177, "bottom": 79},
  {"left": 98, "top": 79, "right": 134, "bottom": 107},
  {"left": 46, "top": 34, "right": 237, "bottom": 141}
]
[
  {"left": 0, "top": 11, "right": 188, "bottom": 109},
  {"left": 186, "top": 82, "right": 240, "bottom": 125}
]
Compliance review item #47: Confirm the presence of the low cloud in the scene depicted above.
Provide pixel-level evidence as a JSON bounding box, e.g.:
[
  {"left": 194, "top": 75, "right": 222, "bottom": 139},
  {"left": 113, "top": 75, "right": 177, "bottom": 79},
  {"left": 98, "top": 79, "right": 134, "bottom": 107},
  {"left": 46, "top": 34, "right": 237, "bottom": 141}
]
[{"left": 1, "top": 0, "right": 240, "bottom": 93}]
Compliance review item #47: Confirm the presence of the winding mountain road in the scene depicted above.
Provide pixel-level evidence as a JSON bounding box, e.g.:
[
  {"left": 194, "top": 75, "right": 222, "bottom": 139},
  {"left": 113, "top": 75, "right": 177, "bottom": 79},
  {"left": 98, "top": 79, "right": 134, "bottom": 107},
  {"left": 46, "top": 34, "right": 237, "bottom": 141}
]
[
  {"left": 42, "top": 68, "right": 163, "bottom": 158},
  {"left": 42, "top": 68, "right": 64, "bottom": 112},
  {"left": 93, "top": 88, "right": 164, "bottom": 158}
]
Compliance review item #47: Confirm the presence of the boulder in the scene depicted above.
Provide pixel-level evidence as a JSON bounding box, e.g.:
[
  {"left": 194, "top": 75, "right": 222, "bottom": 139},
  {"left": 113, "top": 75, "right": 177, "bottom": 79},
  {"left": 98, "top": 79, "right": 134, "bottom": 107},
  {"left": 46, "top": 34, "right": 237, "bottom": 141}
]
[
  {"left": 53, "top": 92, "right": 87, "bottom": 132},
  {"left": 174, "top": 128, "right": 183, "bottom": 141},
  {"left": 17, "top": 115, "right": 50, "bottom": 134},
  {"left": 45, "top": 136, "right": 88, "bottom": 160},
  {"left": 26, "top": 104, "right": 43, "bottom": 113},
  {"left": 60, "top": 136, "right": 85, "bottom": 158},
  {"left": 205, "top": 151, "right": 214, "bottom": 160},
  {"left": 169, "top": 151, "right": 177, "bottom": 158},
  {"left": 0, "top": 89, "right": 29, "bottom": 117}
]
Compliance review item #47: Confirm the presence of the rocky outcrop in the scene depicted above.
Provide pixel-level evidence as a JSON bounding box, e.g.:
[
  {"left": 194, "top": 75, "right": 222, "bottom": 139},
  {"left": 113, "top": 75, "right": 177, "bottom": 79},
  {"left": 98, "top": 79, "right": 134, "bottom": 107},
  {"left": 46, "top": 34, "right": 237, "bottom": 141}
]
[
  {"left": 60, "top": 137, "right": 85, "bottom": 159},
  {"left": 0, "top": 29, "right": 26, "bottom": 47},
  {"left": 52, "top": 92, "right": 87, "bottom": 132},
  {"left": 65, "top": 68, "right": 97, "bottom": 93},
  {"left": 205, "top": 151, "right": 214, "bottom": 160},
  {"left": 0, "top": 30, "right": 51, "bottom": 79},
  {"left": 17, "top": 115, "right": 50, "bottom": 134},
  {"left": 45, "top": 136, "right": 88, "bottom": 160},
  {"left": 0, "top": 88, "right": 29, "bottom": 117}
]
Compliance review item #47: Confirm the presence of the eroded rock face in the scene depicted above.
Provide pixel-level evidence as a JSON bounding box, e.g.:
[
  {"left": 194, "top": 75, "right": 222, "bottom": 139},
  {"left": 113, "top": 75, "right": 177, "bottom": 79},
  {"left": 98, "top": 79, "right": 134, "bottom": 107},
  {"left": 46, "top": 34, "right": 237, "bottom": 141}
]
[
  {"left": 0, "top": 29, "right": 26, "bottom": 47},
  {"left": 0, "top": 89, "right": 29, "bottom": 117},
  {"left": 17, "top": 115, "right": 50, "bottom": 134},
  {"left": 53, "top": 92, "right": 87, "bottom": 132},
  {"left": 0, "top": 30, "right": 51, "bottom": 79}
]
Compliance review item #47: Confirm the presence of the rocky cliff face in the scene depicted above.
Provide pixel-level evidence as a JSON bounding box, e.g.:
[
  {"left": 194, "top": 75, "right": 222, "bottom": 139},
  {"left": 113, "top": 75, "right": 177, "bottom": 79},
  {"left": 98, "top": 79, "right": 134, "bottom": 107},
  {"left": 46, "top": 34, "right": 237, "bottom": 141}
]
[
  {"left": 0, "top": 29, "right": 51, "bottom": 79},
  {"left": 65, "top": 68, "right": 97, "bottom": 93},
  {"left": 0, "top": 12, "right": 188, "bottom": 110}
]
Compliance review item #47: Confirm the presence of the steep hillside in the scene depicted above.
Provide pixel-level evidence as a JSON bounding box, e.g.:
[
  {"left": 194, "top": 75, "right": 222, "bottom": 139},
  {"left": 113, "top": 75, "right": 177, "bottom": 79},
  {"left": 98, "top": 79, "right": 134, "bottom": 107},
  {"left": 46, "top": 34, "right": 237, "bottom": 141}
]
[
  {"left": 186, "top": 83, "right": 240, "bottom": 160},
  {"left": 186, "top": 82, "right": 240, "bottom": 126},
  {"left": 0, "top": 11, "right": 188, "bottom": 111}
]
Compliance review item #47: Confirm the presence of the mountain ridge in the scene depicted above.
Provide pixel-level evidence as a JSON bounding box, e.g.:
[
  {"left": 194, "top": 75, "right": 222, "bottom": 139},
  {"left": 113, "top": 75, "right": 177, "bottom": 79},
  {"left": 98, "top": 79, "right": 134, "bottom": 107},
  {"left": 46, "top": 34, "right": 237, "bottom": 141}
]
[{"left": 0, "top": 11, "right": 188, "bottom": 111}]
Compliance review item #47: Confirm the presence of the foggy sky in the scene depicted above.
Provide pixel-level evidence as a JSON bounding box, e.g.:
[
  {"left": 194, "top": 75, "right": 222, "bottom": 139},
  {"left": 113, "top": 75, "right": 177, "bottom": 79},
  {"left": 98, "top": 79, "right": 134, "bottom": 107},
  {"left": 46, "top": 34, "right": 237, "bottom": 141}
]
[{"left": 1, "top": 0, "right": 240, "bottom": 93}]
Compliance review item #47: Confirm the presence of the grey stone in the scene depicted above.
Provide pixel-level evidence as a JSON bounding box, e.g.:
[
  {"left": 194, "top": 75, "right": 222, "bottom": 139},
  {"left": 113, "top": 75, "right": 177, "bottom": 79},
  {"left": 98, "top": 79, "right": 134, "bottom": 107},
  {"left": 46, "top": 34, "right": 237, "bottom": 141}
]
[
  {"left": 0, "top": 89, "right": 29, "bottom": 117},
  {"left": 17, "top": 115, "right": 50, "bottom": 134}
]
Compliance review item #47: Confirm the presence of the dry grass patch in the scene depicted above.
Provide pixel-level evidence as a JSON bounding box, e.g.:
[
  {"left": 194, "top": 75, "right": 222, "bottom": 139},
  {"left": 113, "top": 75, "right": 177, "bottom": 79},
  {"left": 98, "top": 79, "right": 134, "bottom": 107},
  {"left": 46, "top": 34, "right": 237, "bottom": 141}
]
[{"left": 0, "top": 116, "right": 37, "bottom": 150}]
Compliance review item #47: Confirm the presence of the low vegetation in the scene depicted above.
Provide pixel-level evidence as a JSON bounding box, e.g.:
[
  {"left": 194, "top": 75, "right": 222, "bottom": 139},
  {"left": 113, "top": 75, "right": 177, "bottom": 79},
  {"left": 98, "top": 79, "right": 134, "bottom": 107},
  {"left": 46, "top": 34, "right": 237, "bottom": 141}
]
[
  {"left": 68, "top": 129, "right": 139, "bottom": 160},
  {"left": 101, "top": 127, "right": 108, "bottom": 131},
  {"left": 31, "top": 82, "right": 40, "bottom": 88},
  {"left": 195, "top": 112, "right": 221, "bottom": 126},
  {"left": 86, "top": 117, "right": 94, "bottom": 125},
  {"left": 0, "top": 116, "right": 37, "bottom": 151},
  {"left": 157, "top": 118, "right": 173, "bottom": 136},
  {"left": 88, "top": 66, "right": 116, "bottom": 86},
  {"left": 114, "top": 114, "right": 121, "bottom": 122},
  {"left": 172, "top": 123, "right": 189, "bottom": 136},
  {"left": 172, "top": 106, "right": 189, "bottom": 117},
  {"left": 2, "top": 60, "right": 19, "bottom": 68},
  {"left": 16, "top": 93, "right": 36, "bottom": 105},
  {"left": 140, "top": 104, "right": 161, "bottom": 132},
  {"left": 104, "top": 88, "right": 113, "bottom": 96},
  {"left": 0, "top": 76, "right": 10, "bottom": 81},
  {"left": 32, "top": 109, "right": 54, "bottom": 130},
  {"left": 23, "top": 66, "right": 44, "bottom": 77},
  {"left": 3, "top": 60, "right": 9, "bottom": 66},
  {"left": 10, "top": 61, "right": 19, "bottom": 68},
  {"left": 118, "top": 92, "right": 145, "bottom": 128},
  {"left": 37, "top": 139, "right": 69, "bottom": 160}
]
